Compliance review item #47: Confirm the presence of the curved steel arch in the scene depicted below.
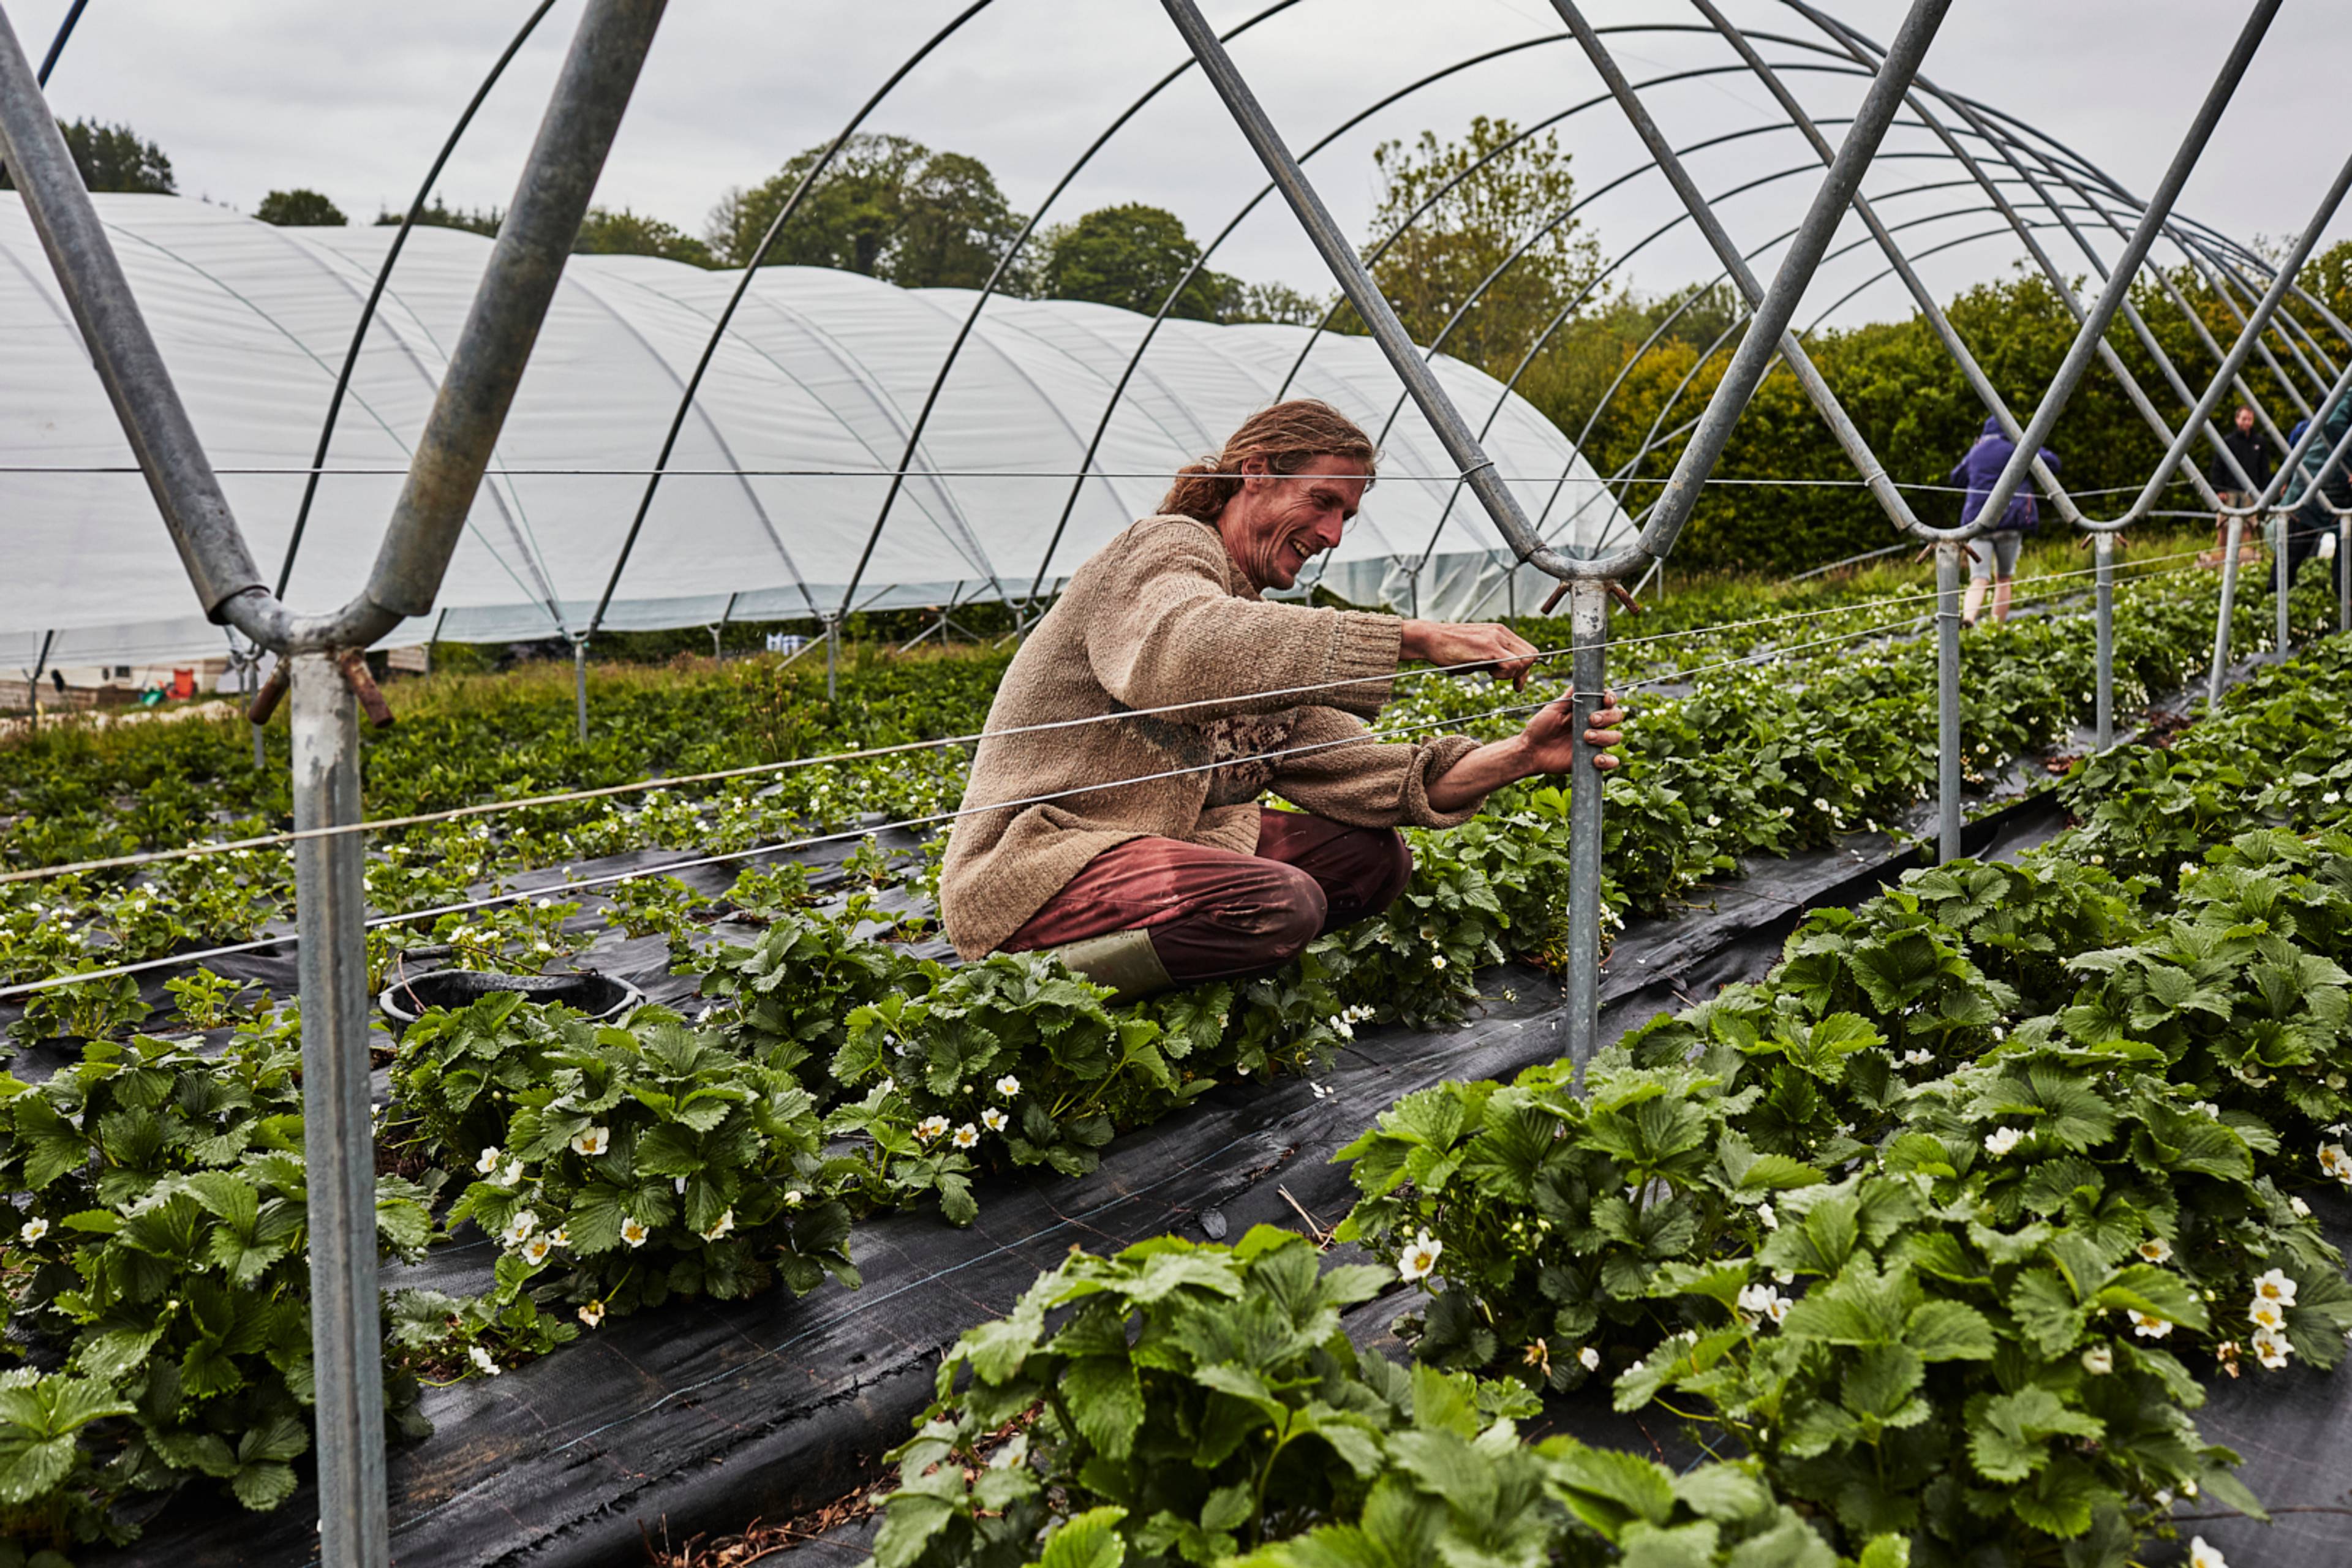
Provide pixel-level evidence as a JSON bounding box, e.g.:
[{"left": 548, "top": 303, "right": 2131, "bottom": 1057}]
[
  {"left": 587, "top": 0, "right": 1003, "bottom": 634},
  {"left": 34, "top": 0, "right": 85, "bottom": 86},
  {"left": 1565, "top": 205, "right": 2088, "bottom": 554},
  {"left": 1265, "top": 24, "right": 1894, "bottom": 401},
  {"left": 1019, "top": 28, "right": 1863, "bottom": 603},
  {"left": 824, "top": 0, "right": 1310, "bottom": 624},
  {"left": 1783, "top": 0, "right": 2312, "bottom": 515},
  {"left": 277, "top": 0, "right": 562, "bottom": 598},
  {"left": 1767, "top": 10, "right": 2250, "bottom": 513},
  {"left": 1513, "top": 181, "right": 2052, "bottom": 560}
]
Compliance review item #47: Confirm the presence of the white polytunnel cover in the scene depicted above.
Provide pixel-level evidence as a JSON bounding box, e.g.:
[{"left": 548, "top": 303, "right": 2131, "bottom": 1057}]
[{"left": 1, "top": 194, "right": 1632, "bottom": 669}]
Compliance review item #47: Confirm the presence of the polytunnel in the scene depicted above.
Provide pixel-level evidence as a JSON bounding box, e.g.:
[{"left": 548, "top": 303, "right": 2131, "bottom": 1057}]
[{"left": 0, "top": 193, "right": 1628, "bottom": 670}]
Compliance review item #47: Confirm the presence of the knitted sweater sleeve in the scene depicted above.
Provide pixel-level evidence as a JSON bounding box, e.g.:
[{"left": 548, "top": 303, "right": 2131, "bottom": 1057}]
[
  {"left": 1264, "top": 706, "right": 1486, "bottom": 829},
  {"left": 1084, "top": 519, "right": 1400, "bottom": 720}
]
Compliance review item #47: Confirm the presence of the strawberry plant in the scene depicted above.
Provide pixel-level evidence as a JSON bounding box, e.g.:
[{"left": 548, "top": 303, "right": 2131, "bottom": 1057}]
[
  {"left": 868, "top": 1226, "right": 1902, "bottom": 1568},
  {"left": 404, "top": 1001, "right": 858, "bottom": 1315},
  {"left": 0, "top": 1029, "right": 445, "bottom": 1558}
]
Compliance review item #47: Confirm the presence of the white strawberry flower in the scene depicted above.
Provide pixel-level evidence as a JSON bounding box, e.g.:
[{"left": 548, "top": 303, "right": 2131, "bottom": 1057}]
[
  {"left": 577, "top": 1300, "right": 606, "bottom": 1329},
  {"left": 500, "top": 1210, "right": 538, "bottom": 1247},
  {"left": 982, "top": 1107, "right": 1008, "bottom": 1133},
  {"left": 2253, "top": 1268, "right": 2298, "bottom": 1307},
  {"left": 2251, "top": 1327, "right": 2292, "bottom": 1370},
  {"left": 2138, "top": 1236, "right": 2173, "bottom": 1264},
  {"left": 1397, "top": 1229, "right": 1443, "bottom": 1283},
  {"left": 18, "top": 1217, "right": 48, "bottom": 1245},
  {"left": 1902, "top": 1049, "right": 1934, "bottom": 1067},
  {"left": 2129, "top": 1311, "right": 2174, "bottom": 1340},
  {"left": 2320, "top": 1142, "right": 2352, "bottom": 1183},
  {"left": 2249, "top": 1298, "right": 2287, "bottom": 1333},
  {"left": 2188, "top": 1537, "right": 2228, "bottom": 1568},
  {"left": 1756, "top": 1202, "right": 1778, "bottom": 1231},
  {"left": 1812, "top": 796, "right": 1830, "bottom": 812},
  {"left": 570, "top": 1126, "right": 610, "bottom": 1157},
  {"left": 521, "top": 1235, "right": 553, "bottom": 1266},
  {"left": 783, "top": 1189, "right": 804, "bottom": 1207},
  {"left": 914, "top": 1115, "right": 949, "bottom": 1142},
  {"left": 469, "top": 1346, "right": 500, "bottom": 1377},
  {"left": 1705, "top": 814, "right": 1722, "bottom": 827},
  {"left": 1984, "top": 1126, "right": 2024, "bottom": 1156},
  {"left": 950, "top": 1122, "right": 979, "bottom": 1149},
  {"left": 701, "top": 1208, "right": 735, "bottom": 1242},
  {"left": 1430, "top": 954, "right": 1447, "bottom": 970},
  {"left": 2291, "top": 1196, "right": 2312, "bottom": 1218},
  {"left": 995, "top": 1074, "right": 1020, "bottom": 1098},
  {"left": 476, "top": 1147, "right": 502, "bottom": 1175},
  {"left": 620, "top": 1216, "right": 650, "bottom": 1248},
  {"left": 500, "top": 1159, "right": 526, "bottom": 1186},
  {"left": 2081, "top": 1344, "right": 2113, "bottom": 1374},
  {"left": 548, "top": 1226, "right": 569, "bottom": 1248},
  {"left": 1578, "top": 1345, "right": 1601, "bottom": 1371}
]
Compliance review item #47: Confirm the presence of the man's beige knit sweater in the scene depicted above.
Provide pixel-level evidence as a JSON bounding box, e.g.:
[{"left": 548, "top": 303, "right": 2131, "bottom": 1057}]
[{"left": 938, "top": 513, "right": 1487, "bottom": 959}]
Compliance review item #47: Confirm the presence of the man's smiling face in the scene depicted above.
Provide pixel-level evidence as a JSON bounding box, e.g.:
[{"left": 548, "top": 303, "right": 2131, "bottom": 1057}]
[{"left": 1218, "top": 454, "right": 1370, "bottom": 592}]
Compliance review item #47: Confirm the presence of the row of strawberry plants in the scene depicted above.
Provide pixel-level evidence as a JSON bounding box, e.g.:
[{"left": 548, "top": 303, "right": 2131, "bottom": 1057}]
[
  {"left": 2, "top": 545, "right": 2307, "bottom": 1048},
  {"left": 0, "top": 568, "right": 2328, "bottom": 1557},
  {"left": 5, "top": 556, "right": 2296, "bottom": 1432},
  {"left": 850, "top": 628, "right": 2352, "bottom": 1568},
  {"left": 1321, "top": 636, "right": 2352, "bottom": 1564}
]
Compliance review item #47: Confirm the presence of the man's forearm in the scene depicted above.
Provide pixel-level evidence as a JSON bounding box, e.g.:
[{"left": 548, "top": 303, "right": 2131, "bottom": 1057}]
[{"left": 1423, "top": 735, "right": 1535, "bottom": 814}]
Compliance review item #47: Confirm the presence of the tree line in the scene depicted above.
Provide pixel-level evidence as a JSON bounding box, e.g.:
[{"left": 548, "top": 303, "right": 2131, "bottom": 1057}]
[{"left": 15, "top": 115, "right": 2352, "bottom": 576}]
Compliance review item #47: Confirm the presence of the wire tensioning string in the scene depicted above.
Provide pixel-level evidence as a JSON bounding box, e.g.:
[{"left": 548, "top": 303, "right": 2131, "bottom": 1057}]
[
  {"left": 0, "top": 549, "right": 2241, "bottom": 1002},
  {"left": 0, "top": 644, "right": 1577, "bottom": 886},
  {"left": 0, "top": 463, "right": 2203, "bottom": 496},
  {"left": 0, "top": 541, "right": 2225, "bottom": 889}
]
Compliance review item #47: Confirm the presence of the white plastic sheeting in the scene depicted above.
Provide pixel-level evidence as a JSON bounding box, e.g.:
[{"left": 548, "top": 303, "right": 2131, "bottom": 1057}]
[{"left": 1, "top": 194, "right": 1630, "bottom": 669}]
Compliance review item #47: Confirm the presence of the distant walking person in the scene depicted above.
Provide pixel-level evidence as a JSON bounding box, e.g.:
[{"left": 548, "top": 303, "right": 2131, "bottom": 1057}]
[
  {"left": 1948, "top": 415, "right": 2057, "bottom": 626},
  {"left": 2282, "top": 387, "right": 2352, "bottom": 592},
  {"left": 2206, "top": 404, "right": 2272, "bottom": 568}
]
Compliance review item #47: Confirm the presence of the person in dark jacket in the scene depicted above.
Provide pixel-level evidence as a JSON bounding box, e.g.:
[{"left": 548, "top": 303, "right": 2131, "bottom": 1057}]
[
  {"left": 2282, "top": 388, "right": 2352, "bottom": 592},
  {"left": 1948, "top": 414, "right": 2058, "bottom": 626},
  {"left": 2206, "top": 405, "right": 2272, "bottom": 567}
]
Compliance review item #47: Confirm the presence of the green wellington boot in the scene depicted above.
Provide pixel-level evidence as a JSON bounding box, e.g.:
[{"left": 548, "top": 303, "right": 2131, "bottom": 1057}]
[{"left": 1038, "top": 928, "right": 1172, "bottom": 1003}]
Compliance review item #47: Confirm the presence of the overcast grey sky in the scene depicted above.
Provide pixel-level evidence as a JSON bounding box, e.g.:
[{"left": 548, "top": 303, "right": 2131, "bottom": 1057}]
[{"left": 19, "top": 0, "right": 2351, "bottom": 326}]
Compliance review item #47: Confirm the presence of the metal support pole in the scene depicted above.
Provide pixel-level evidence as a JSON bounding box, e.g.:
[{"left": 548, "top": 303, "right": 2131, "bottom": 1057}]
[
  {"left": 242, "top": 652, "right": 265, "bottom": 769},
  {"left": 1936, "top": 543, "right": 1963, "bottom": 864},
  {"left": 2094, "top": 533, "right": 2116, "bottom": 752},
  {"left": 26, "top": 628, "right": 53, "bottom": 734},
  {"left": 2275, "top": 513, "right": 2291, "bottom": 663},
  {"left": 2209, "top": 516, "right": 2244, "bottom": 708},
  {"left": 824, "top": 613, "right": 841, "bottom": 702},
  {"left": 288, "top": 653, "right": 387, "bottom": 1568},
  {"left": 710, "top": 590, "right": 738, "bottom": 662},
  {"left": 2340, "top": 516, "right": 2350, "bottom": 636},
  {"left": 1564, "top": 582, "right": 1608, "bottom": 1072},
  {"left": 572, "top": 636, "right": 589, "bottom": 742}
]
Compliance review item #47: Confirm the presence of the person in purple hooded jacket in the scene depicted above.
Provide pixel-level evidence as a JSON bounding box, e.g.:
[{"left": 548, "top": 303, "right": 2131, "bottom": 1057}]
[{"left": 1947, "top": 414, "right": 2059, "bottom": 626}]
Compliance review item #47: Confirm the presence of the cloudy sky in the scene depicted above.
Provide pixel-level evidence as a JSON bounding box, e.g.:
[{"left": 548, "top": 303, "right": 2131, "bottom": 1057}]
[{"left": 17, "top": 0, "right": 2351, "bottom": 325}]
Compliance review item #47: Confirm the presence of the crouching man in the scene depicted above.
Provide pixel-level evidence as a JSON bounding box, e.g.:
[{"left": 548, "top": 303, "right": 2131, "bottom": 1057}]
[{"left": 937, "top": 399, "right": 1626, "bottom": 1000}]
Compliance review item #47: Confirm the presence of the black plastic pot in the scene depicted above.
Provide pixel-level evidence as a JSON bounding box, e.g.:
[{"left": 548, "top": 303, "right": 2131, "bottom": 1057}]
[{"left": 376, "top": 969, "right": 644, "bottom": 1030}]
